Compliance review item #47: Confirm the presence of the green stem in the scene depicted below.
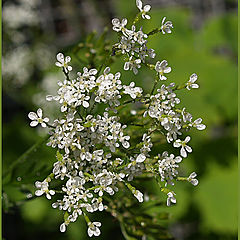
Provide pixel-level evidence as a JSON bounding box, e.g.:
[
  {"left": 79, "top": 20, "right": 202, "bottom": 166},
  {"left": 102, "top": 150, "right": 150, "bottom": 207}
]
[
  {"left": 133, "top": 12, "right": 142, "bottom": 25},
  {"left": 147, "top": 28, "right": 162, "bottom": 36},
  {"left": 62, "top": 68, "right": 70, "bottom": 81}
]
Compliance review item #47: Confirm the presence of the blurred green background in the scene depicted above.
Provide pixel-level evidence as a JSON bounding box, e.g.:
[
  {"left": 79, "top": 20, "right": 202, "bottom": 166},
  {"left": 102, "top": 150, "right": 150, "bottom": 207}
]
[{"left": 3, "top": 0, "right": 237, "bottom": 239}]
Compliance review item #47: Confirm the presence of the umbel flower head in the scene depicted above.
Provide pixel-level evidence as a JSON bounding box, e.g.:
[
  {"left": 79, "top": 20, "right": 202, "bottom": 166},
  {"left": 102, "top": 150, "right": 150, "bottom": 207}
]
[{"left": 27, "top": 1, "right": 206, "bottom": 237}]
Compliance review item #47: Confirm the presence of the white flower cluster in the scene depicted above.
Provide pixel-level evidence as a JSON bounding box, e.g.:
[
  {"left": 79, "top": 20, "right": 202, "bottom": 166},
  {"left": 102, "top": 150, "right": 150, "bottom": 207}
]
[
  {"left": 112, "top": 18, "right": 155, "bottom": 75},
  {"left": 28, "top": 0, "right": 205, "bottom": 237},
  {"left": 144, "top": 83, "right": 205, "bottom": 153}
]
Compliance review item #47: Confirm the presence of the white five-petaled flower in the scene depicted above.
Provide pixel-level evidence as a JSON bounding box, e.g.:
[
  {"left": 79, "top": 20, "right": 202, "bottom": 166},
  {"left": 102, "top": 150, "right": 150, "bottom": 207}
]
[
  {"left": 187, "top": 172, "right": 199, "bottom": 186},
  {"left": 136, "top": 0, "right": 151, "bottom": 19},
  {"left": 161, "top": 17, "right": 173, "bottom": 34},
  {"left": 28, "top": 108, "right": 49, "bottom": 128},
  {"left": 186, "top": 73, "right": 199, "bottom": 90},
  {"left": 167, "top": 191, "right": 176, "bottom": 206},
  {"left": 55, "top": 53, "right": 72, "bottom": 73},
  {"left": 88, "top": 222, "right": 101, "bottom": 237},
  {"left": 155, "top": 60, "right": 171, "bottom": 80},
  {"left": 173, "top": 136, "right": 192, "bottom": 158}
]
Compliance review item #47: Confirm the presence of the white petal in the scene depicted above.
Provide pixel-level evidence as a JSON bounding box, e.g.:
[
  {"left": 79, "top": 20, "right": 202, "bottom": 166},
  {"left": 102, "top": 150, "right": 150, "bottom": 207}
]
[
  {"left": 136, "top": 153, "right": 146, "bottom": 163},
  {"left": 189, "top": 172, "right": 197, "bottom": 178},
  {"left": 160, "top": 75, "right": 167, "bottom": 81},
  {"left": 185, "top": 145, "right": 192, "bottom": 153},
  {"left": 144, "top": 5, "right": 151, "bottom": 12},
  {"left": 162, "top": 17, "right": 166, "bottom": 25},
  {"left": 191, "top": 179, "right": 198, "bottom": 186},
  {"left": 180, "top": 147, "right": 187, "bottom": 158},
  {"left": 185, "top": 136, "right": 191, "bottom": 143},
  {"left": 136, "top": 0, "right": 142, "bottom": 10},
  {"left": 190, "top": 73, "right": 198, "bottom": 83},
  {"left": 49, "top": 190, "right": 55, "bottom": 195},
  {"left": 83, "top": 101, "right": 89, "bottom": 108},
  {"left": 46, "top": 194, "right": 52, "bottom": 199},
  {"left": 173, "top": 141, "right": 181, "bottom": 148},
  {"left": 43, "top": 117, "right": 49, "bottom": 122},
  {"left": 94, "top": 228, "right": 101, "bottom": 236},
  {"left": 171, "top": 197, "right": 176, "bottom": 204},
  {"left": 37, "top": 108, "right": 43, "bottom": 118},
  {"left": 160, "top": 60, "right": 168, "bottom": 68},
  {"left": 104, "top": 67, "right": 110, "bottom": 74},
  {"left": 124, "top": 62, "right": 130, "bottom": 70},
  {"left": 122, "top": 18, "right": 127, "bottom": 26},
  {"left": 164, "top": 67, "right": 171, "bottom": 73},
  {"left": 35, "top": 181, "right": 41, "bottom": 188},
  {"left": 90, "top": 69, "right": 97, "bottom": 75},
  {"left": 88, "top": 228, "right": 93, "bottom": 237},
  {"left": 112, "top": 18, "right": 120, "bottom": 26},
  {"left": 46, "top": 95, "right": 53, "bottom": 101},
  {"left": 94, "top": 222, "right": 101, "bottom": 227},
  {"left": 30, "top": 121, "right": 38, "bottom": 127},
  {"left": 65, "top": 56, "right": 71, "bottom": 63},
  {"left": 194, "top": 118, "right": 202, "bottom": 124},
  {"left": 35, "top": 190, "right": 43, "bottom": 196},
  {"left": 191, "top": 83, "right": 199, "bottom": 89},
  {"left": 55, "top": 62, "right": 63, "bottom": 67},
  {"left": 60, "top": 223, "right": 66, "bottom": 232},
  {"left": 28, "top": 112, "right": 38, "bottom": 120},
  {"left": 175, "top": 156, "right": 182, "bottom": 163},
  {"left": 144, "top": 14, "right": 151, "bottom": 19},
  {"left": 197, "top": 124, "right": 206, "bottom": 130},
  {"left": 56, "top": 53, "right": 64, "bottom": 63}
]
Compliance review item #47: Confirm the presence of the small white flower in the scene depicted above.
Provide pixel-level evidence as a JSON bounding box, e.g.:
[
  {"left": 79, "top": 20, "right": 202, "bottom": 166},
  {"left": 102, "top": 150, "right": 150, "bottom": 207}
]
[
  {"left": 28, "top": 108, "right": 49, "bottom": 128},
  {"left": 124, "top": 57, "right": 141, "bottom": 75},
  {"left": 187, "top": 172, "right": 199, "bottom": 186},
  {"left": 167, "top": 191, "right": 176, "bottom": 206},
  {"left": 55, "top": 53, "right": 72, "bottom": 72},
  {"left": 136, "top": 0, "right": 151, "bottom": 20},
  {"left": 88, "top": 222, "right": 101, "bottom": 237},
  {"left": 155, "top": 60, "right": 171, "bottom": 80},
  {"left": 112, "top": 18, "right": 130, "bottom": 36},
  {"left": 161, "top": 17, "right": 173, "bottom": 34},
  {"left": 173, "top": 136, "right": 192, "bottom": 158},
  {"left": 186, "top": 73, "right": 199, "bottom": 90},
  {"left": 35, "top": 180, "right": 55, "bottom": 199},
  {"left": 190, "top": 118, "right": 206, "bottom": 130}
]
